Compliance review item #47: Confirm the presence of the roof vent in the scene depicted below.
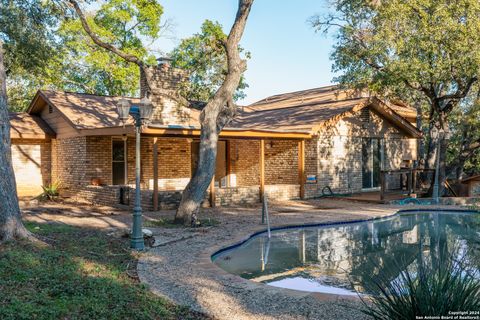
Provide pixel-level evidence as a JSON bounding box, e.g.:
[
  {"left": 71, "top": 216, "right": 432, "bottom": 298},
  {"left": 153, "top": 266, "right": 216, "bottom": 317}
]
[{"left": 360, "top": 107, "right": 370, "bottom": 123}]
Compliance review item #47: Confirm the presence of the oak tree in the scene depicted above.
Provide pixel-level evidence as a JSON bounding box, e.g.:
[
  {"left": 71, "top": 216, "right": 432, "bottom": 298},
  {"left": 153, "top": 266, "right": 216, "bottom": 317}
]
[{"left": 312, "top": 0, "right": 480, "bottom": 192}]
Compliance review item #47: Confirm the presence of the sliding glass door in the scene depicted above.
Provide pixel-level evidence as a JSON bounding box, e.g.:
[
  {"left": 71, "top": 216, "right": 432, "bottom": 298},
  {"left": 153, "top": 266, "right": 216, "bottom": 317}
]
[{"left": 362, "top": 138, "right": 381, "bottom": 189}]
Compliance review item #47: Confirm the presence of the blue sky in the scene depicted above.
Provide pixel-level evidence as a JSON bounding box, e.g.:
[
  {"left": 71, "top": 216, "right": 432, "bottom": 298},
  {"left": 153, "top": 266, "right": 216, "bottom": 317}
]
[{"left": 156, "top": 1, "right": 338, "bottom": 105}]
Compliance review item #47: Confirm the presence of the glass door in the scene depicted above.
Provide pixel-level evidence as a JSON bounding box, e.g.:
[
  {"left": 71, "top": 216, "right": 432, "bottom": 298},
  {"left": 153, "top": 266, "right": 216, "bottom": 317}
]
[{"left": 362, "top": 138, "right": 381, "bottom": 189}]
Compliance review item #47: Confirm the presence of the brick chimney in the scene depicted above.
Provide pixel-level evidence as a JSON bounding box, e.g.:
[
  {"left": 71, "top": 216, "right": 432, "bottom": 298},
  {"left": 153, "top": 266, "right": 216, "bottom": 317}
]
[{"left": 140, "top": 59, "right": 192, "bottom": 125}]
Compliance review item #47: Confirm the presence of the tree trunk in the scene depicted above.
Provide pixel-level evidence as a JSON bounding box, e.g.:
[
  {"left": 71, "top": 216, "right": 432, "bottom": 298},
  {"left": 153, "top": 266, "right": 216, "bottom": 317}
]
[
  {"left": 0, "top": 43, "right": 31, "bottom": 242},
  {"left": 174, "top": 0, "right": 254, "bottom": 226}
]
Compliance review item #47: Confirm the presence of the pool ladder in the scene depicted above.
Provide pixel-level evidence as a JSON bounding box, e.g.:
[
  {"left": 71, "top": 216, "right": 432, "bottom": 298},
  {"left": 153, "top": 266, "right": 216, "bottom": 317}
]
[{"left": 261, "top": 194, "right": 271, "bottom": 238}]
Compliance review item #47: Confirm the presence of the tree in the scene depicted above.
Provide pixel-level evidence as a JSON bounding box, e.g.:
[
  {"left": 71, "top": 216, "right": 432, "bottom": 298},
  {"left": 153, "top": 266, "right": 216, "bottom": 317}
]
[
  {"left": 447, "top": 88, "right": 480, "bottom": 179},
  {"left": 170, "top": 20, "right": 249, "bottom": 103},
  {"left": 172, "top": 2, "right": 253, "bottom": 225},
  {"left": 0, "top": 0, "right": 59, "bottom": 241},
  {"left": 3, "top": 0, "right": 164, "bottom": 111},
  {"left": 67, "top": 0, "right": 254, "bottom": 226},
  {"left": 311, "top": 0, "right": 480, "bottom": 192}
]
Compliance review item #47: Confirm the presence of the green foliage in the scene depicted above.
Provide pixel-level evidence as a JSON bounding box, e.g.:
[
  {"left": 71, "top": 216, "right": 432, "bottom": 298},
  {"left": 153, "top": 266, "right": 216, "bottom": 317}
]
[
  {"left": 2, "top": 0, "right": 164, "bottom": 111},
  {"left": 312, "top": 0, "right": 480, "bottom": 177},
  {"left": 360, "top": 252, "right": 480, "bottom": 319},
  {"left": 313, "top": 0, "right": 480, "bottom": 100},
  {"left": 37, "top": 181, "right": 62, "bottom": 201},
  {"left": 0, "top": 0, "right": 60, "bottom": 77},
  {"left": 0, "top": 0, "right": 61, "bottom": 111},
  {"left": 447, "top": 89, "right": 480, "bottom": 176},
  {"left": 170, "top": 20, "right": 249, "bottom": 102},
  {"left": 57, "top": 0, "right": 163, "bottom": 97},
  {"left": 0, "top": 222, "right": 208, "bottom": 320}
]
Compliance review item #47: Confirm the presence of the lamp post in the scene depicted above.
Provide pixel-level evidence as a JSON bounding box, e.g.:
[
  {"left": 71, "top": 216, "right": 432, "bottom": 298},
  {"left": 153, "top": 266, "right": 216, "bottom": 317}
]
[
  {"left": 116, "top": 97, "right": 154, "bottom": 250},
  {"left": 431, "top": 126, "right": 443, "bottom": 204}
]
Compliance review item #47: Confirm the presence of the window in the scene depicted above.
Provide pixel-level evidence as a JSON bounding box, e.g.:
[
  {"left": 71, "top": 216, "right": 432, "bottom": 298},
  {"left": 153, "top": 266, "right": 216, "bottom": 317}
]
[
  {"left": 112, "top": 139, "right": 127, "bottom": 185},
  {"left": 48, "top": 104, "right": 53, "bottom": 113}
]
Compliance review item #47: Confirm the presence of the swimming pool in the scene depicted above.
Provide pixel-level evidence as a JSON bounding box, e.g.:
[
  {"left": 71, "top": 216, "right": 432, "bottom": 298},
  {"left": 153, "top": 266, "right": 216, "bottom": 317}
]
[{"left": 212, "top": 210, "right": 480, "bottom": 296}]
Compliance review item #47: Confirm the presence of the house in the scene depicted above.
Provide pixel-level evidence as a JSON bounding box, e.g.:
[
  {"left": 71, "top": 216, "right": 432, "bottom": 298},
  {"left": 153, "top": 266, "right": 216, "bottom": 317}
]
[
  {"left": 9, "top": 62, "right": 421, "bottom": 209},
  {"left": 460, "top": 175, "right": 480, "bottom": 197}
]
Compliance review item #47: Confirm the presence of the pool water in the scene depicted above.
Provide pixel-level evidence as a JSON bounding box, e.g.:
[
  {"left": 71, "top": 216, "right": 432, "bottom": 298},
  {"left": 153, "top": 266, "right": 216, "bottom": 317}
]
[{"left": 212, "top": 211, "right": 480, "bottom": 295}]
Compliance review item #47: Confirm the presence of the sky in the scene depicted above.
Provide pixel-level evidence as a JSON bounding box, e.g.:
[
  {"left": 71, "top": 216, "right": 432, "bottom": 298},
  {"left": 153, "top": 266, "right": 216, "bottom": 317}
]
[{"left": 155, "top": 1, "right": 338, "bottom": 105}]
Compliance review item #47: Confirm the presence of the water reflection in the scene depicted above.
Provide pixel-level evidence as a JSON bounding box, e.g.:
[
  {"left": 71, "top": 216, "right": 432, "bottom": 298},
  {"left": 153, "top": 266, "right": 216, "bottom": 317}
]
[{"left": 213, "top": 212, "right": 480, "bottom": 295}]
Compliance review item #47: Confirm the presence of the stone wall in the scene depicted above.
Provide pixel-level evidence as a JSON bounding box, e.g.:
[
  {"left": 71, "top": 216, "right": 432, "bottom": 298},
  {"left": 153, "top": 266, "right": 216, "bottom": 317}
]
[
  {"left": 140, "top": 64, "right": 192, "bottom": 125},
  {"left": 309, "top": 107, "right": 418, "bottom": 195}
]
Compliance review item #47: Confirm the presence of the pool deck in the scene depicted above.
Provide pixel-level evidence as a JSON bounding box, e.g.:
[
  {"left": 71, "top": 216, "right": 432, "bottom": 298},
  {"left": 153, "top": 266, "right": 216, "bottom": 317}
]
[{"left": 137, "top": 199, "right": 472, "bottom": 320}]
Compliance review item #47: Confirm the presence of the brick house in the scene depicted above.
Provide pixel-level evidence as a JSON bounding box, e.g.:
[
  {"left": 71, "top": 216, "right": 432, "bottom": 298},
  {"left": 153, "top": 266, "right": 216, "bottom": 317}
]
[{"left": 9, "top": 63, "right": 421, "bottom": 209}]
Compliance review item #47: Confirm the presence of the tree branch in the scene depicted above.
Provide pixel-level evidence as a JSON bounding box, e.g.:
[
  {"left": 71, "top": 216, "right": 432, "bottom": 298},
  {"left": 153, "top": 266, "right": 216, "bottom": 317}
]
[{"left": 66, "top": 0, "right": 143, "bottom": 66}]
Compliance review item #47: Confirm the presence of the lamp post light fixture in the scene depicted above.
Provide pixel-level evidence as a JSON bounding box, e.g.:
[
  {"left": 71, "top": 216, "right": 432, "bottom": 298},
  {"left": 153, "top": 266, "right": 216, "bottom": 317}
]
[{"left": 116, "top": 96, "right": 154, "bottom": 250}]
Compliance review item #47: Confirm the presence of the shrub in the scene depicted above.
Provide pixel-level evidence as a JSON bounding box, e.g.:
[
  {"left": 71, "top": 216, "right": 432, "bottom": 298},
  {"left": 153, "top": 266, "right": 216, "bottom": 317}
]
[
  {"left": 360, "top": 251, "right": 480, "bottom": 319},
  {"left": 37, "top": 181, "right": 62, "bottom": 201}
]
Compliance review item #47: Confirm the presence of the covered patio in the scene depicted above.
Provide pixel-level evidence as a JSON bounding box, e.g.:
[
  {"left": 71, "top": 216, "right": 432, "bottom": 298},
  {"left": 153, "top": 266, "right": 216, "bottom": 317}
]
[{"left": 141, "top": 126, "right": 313, "bottom": 209}]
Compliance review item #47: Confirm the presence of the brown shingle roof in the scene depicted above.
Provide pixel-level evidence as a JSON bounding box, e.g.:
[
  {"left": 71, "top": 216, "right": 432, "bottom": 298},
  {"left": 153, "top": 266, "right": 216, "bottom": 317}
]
[
  {"left": 228, "top": 97, "right": 369, "bottom": 132},
  {"left": 29, "top": 90, "right": 142, "bottom": 129},
  {"left": 227, "top": 86, "right": 419, "bottom": 136},
  {"left": 9, "top": 112, "right": 55, "bottom": 140},
  {"left": 23, "top": 86, "right": 420, "bottom": 138},
  {"left": 247, "top": 85, "right": 416, "bottom": 117}
]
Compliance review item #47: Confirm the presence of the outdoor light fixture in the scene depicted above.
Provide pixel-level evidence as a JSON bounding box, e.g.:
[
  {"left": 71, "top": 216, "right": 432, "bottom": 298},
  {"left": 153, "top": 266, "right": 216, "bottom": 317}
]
[
  {"left": 115, "top": 96, "right": 154, "bottom": 251},
  {"left": 139, "top": 96, "right": 154, "bottom": 121},
  {"left": 116, "top": 98, "right": 131, "bottom": 123}
]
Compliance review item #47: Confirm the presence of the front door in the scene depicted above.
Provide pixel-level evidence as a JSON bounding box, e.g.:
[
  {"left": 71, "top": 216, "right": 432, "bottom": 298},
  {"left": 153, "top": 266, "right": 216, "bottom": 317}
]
[{"left": 362, "top": 138, "right": 381, "bottom": 189}]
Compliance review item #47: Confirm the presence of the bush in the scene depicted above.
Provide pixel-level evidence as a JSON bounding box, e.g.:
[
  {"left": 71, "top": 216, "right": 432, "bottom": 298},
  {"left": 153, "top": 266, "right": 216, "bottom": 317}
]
[
  {"left": 37, "top": 181, "right": 62, "bottom": 201},
  {"left": 360, "top": 251, "right": 480, "bottom": 319}
]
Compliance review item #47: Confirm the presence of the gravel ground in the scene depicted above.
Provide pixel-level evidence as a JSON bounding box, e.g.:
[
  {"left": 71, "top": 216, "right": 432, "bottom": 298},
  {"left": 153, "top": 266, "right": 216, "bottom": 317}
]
[{"left": 137, "top": 198, "right": 451, "bottom": 320}]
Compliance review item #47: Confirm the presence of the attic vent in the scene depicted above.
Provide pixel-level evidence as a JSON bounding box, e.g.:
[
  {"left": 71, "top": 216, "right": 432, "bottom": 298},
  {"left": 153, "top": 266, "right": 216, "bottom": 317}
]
[
  {"left": 360, "top": 107, "right": 370, "bottom": 123},
  {"left": 48, "top": 104, "right": 53, "bottom": 114}
]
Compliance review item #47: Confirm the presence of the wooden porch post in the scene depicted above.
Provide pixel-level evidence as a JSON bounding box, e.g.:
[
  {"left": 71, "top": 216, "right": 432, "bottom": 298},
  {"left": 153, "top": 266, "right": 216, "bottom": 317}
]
[
  {"left": 226, "top": 140, "right": 231, "bottom": 187},
  {"left": 259, "top": 139, "right": 265, "bottom": 200},
  {"left": 209, "top": 176, "right": 216, "bottom": 207},
  {"left": 298, "top": 140, "right": 305, "bottom": 199},
  {"left": 380, "top": 171, "right": 385, "bottom": 201},
  {"left": 153, "top": 137, "right": 159, "bottom": 211}
]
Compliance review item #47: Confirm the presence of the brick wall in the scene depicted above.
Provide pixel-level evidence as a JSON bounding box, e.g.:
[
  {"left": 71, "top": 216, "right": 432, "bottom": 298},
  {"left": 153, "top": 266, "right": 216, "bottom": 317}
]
[
  {"left": 11, "top": 139, "right": 51, "bottom": 197},
  {"left": 265, "top": 140, "right": 298, "bottom": 184},
  {"left": 229, "top": 139, "right": 260, "bottom": 186},
  {"left": 51, "top": 136, "right": 87, "bottom": 194}
]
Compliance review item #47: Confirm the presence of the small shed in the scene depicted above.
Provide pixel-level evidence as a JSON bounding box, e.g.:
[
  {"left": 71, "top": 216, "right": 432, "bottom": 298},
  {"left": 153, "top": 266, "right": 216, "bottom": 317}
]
[{"left": 461, "top": 174, "right": 480, "bottom": 197}]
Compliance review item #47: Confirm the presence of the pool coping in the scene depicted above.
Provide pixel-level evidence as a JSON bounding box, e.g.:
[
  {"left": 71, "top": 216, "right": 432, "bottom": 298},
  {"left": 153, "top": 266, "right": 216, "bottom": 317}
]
[{"left": 202, "top": 208, "right": 479, "bottom": 303}]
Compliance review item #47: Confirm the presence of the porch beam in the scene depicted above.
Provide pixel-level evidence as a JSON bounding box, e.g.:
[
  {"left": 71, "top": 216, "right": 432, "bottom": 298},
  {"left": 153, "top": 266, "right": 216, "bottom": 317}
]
[
  {"left": 298, "top": 140, "right": 305, "bottom": 199},
  {"left": 153, "top": 138, "right": 159, "bottom": 211},
  {"left": 259, "top": 139, "right": 265, "bottom": 200},
  {"left": 142, "top": 127, "right": 312, "bottom": 140}
]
